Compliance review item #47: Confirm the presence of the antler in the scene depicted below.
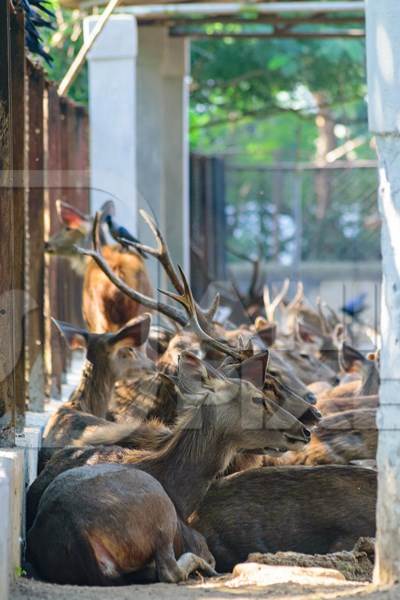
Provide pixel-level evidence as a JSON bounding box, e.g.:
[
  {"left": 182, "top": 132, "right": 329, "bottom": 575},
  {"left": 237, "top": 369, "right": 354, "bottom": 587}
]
[
  {"left": 118, "top": 209, "right": 184, "bottom": 294},
  {"left": 161, "top": 266, "right": 245, "bottom": 361},
  {"left": 286, "top": 281, "right": 304, "bottom": 312},
  {"left": 227, "top": 243, "right": 264, "bottom": 306},
  {"left": 316, "top": 297, "right": 330, "bottom": 336},
  {"left": 120, "top": 209, "right": 219, "bottom": 329},
  {"left": 263, "top": 278, "right": 290, "bottom": 322},
  {"left": 76, "top": 211, "right": 188, "bottom": 326}
]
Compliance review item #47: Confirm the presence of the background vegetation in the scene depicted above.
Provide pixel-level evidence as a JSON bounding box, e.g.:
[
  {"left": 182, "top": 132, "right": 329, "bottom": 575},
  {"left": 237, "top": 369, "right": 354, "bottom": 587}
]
[{"left": 37, "top": 3, "right": 379, "bottom": 264}]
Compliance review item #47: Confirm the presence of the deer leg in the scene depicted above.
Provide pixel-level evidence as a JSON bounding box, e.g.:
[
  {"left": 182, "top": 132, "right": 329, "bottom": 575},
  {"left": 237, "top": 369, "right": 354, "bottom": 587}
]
[
  {"left": 155, "top": 543, "right": 216, "bottom": 583},
  {"left": 176, "top": 552, "right": 217, "bottom": 579}
]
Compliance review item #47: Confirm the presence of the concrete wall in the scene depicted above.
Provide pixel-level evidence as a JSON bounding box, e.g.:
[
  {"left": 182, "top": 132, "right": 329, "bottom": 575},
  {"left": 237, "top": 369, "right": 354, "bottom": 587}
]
[{"left": 366, "top": 0, "right": 400, "bottom": 584}]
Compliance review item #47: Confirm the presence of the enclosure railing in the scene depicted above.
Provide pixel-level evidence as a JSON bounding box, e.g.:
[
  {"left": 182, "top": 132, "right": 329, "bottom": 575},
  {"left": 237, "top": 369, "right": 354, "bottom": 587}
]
[{"left": 0, "top": 3, "right": 89, "bottom": 444}]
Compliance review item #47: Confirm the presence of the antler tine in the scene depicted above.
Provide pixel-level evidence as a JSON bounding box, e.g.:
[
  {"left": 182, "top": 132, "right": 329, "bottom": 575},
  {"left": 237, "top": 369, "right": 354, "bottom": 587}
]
[
  {"left": 203, "top": 292, "right": 220, "bottom": 321},
  {"left": 264, "top": 278, "right": 290, "bottom": 322},
  {"left": 286, "top": 281, "right": 304, "bottom": 312},
  {"left": 263, "top": 285, "right": 272, "bottom": 320},
  {"left": 316, "top": 296, "right": 329, "bottom": 336},
  {"left": 76, "top": 211, "right": 188, "bottom": 326},
  {"left": 161, "top": 266, "right": 243, "bottom": 361},
  {"left": 122, "top": 209, "right": 218, "bottom": 326},
  {"left": 120, "top": 209, "right": 184, "bottom": 294}
]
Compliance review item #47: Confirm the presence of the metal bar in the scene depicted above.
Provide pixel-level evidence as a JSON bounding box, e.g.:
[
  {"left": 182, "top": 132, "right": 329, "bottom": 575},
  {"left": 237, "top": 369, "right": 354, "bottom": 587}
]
[
  {"left": 225, "top": 160, "right": 377, "bottom": 172},
  {"left": 142, "top": 14, "right": 365, "bottom": 26},
  {"left": 169, "top": 27, "right": 364, "bottom": 38},
  {"left": 27, "top": 61, "right": 46, "bottom": 412},
  {"left": 46, "top": 84, "right": 63, "bottom": 398},
  {"left": 0, "top": 0, "right": 16, "bottom": 446},
  {"left": 114, "top": 2, "right": 365, "bottom": 20},
  {"left": 10, "top": 7, "right": 27, "bottom": 433}
]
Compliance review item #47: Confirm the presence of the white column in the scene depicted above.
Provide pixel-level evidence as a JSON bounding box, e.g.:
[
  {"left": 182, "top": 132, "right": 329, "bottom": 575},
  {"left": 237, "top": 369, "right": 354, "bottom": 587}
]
[
  {"left": 136, "top": 27, "right": 190, "bottom": 289},
  {"left": 366, "top": 0, "right": 400, "bottom": 585},
  {"left": 84, "top": 15, "right": 138, "bottom": 232}
]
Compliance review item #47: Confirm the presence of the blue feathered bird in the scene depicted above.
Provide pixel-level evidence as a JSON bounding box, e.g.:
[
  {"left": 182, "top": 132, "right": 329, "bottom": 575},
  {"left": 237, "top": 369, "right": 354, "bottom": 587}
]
[
  {"left": 18, "top": 0, "right": 55, "bottom": 65},
  {"left": 341, "top": 292, "right": 368, "bottom": 318},
  {"left": 105, "top": 215, "right": 148, "bottom": 259}
]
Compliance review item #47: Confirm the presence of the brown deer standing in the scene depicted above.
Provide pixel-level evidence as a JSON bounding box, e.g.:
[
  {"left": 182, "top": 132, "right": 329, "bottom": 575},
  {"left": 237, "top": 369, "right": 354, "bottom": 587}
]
[
  {"left": 27, "top": 351, "right": 310, "bottom": 585},
  {"left": 45, "top": 201, "right": 153, "bottom": 332}
]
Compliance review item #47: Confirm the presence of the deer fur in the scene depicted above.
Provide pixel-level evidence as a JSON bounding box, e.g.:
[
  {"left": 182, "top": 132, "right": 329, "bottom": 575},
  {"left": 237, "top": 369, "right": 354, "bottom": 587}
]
[
  {"left": 27, "top": 352, "right": 310, "bottom": 584},
  {"left": 190, "top": 465, "right": 376, "bottom": 572},
  {"left": 263, "top": 408, "right": 377, "bottom": 466},
  {"left": 41, "top": 315, "right": 152, "bottom": 467},
  {"left": 45, "top": 202, "right": 153, "bottom": 332}
]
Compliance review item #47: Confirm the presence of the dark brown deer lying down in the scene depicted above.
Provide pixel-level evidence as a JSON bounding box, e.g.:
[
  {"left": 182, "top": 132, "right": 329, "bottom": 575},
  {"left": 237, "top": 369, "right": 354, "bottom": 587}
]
[
  {"left": 26, "top": 350, "right": 318, "bottom": 528},
  {"left": 190, "top": 465, "right": 376, "bottom": 573},
  {"left": 41, "top": 314, "right": 152, "bottom": 467},
  {"left": 263, "top": 408, "right": 377, "bottom": 466},
  {"left": 27, "top": 351, "right": 310, "bottom": 585}
]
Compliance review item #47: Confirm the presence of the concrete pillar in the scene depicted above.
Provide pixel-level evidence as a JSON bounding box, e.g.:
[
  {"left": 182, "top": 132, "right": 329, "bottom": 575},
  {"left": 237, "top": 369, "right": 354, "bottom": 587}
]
[
  {"left": 136, "top": 27, "right": 190, "bottom": 289},
  {"left": 365, "top": 0, "right": 400, "bottom": 585},
  {"left": 84, "top": 15, "right": 138, "bottom": 232},
  {"left": 0, "top": 449, "right": 24, "bottom": 584}
]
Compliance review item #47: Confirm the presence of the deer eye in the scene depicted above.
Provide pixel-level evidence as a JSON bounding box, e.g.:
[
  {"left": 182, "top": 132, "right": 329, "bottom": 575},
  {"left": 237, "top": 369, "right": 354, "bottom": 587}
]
[{"left": 252, "top": 396, "right": 265, "bottom": 407}]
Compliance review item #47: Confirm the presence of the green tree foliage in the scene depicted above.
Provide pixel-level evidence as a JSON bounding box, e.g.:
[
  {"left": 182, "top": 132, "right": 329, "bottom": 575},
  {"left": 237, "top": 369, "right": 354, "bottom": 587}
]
[{"left": 33, "top": 8, "right": 378, "bottom": 263}]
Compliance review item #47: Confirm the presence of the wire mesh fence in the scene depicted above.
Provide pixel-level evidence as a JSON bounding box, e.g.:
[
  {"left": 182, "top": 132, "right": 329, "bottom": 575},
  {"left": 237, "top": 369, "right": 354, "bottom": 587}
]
[{"left": 225, "top": 160, "right": 380, "bottom": 269}]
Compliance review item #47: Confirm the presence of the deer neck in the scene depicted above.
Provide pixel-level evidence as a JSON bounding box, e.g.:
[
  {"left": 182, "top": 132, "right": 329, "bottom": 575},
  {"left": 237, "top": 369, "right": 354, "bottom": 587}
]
[
  {"left": 360, "top": 361, "right": 379, "bottom": 396},
  {"left": 140, "top": 401, "right": 239, "bottom": 520},
  {"left": 69, "top": 360, "right": 115, "bottom": 418}
]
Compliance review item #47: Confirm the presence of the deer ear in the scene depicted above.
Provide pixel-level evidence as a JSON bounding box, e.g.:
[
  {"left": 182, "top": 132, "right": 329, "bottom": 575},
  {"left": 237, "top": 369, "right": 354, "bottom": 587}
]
[
  {"left": 56, "top": 200, "right": 90, "bottom": 230},
  {"left": 254, "top": 321, "right": 277, "bottom": 347},
  {"left": 52, "top": 318, "right": 89, "bottom": 350},
  {"left": 340, "top": 343, "right": 366, "bottom": 372},
  {"left": 177, "top": 351, "right": 209, "bottom": 394},
  {"left": 237, "top": 351, "right": 269, "bottom": 388},
  {"left": 110, "top": 314, "right": 151, "bottom": 349}
]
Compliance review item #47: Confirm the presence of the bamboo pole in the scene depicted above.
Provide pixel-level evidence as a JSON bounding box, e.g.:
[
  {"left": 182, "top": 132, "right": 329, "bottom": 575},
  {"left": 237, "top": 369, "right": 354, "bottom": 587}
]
[{"left": 58, "top": 0, "right": 122, "bottom": 97}]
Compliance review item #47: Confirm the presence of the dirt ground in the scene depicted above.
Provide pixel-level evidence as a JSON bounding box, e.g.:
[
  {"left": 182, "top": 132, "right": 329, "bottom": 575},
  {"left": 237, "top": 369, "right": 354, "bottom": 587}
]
[{"left": 11, "top": 575, "right": 400, "bottom": 600}]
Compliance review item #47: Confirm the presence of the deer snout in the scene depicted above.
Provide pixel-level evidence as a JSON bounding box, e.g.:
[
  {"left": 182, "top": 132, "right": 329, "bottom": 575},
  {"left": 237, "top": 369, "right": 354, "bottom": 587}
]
[
  {"left": 305, "top": 392, "right": 317, "bottom": 405},
  {"left": 44, "top": 240, "right": 52, "bottom": 252},
  {"left": 300, "top": 405, "right": 321, "bottom": 427},
  {"left": 284, "top": 424, "right": 311, "bottom": 447}
]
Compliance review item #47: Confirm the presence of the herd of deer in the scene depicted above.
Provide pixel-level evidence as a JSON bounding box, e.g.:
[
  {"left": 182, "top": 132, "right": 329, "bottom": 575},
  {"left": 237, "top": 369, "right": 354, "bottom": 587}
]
[{"left": 26, "top": 200, "right": 379, "bottom": 585}]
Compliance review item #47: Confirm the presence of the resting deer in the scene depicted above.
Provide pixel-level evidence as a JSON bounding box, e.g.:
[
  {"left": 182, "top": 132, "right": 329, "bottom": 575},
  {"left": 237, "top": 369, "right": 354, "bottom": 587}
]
[
  {"left": 42, "top": 314, "right": 153, "bottom": 466},
  {"left": 45, "top": 201, "right": 153, "bottom": 332},
  {"left": 263, "top": 408, "right": 377, "bottom": 466},
  {"left": 190, "top": 465, "right": 376, "bottom": 572},
  {"left": 317, "top": 343, "right": 379, "bottom": 405},
  {"left": 75, "top": 209, "right": 320, "bottom": 426},
  {"left": 27, "top": 350, "right": 310, "bottom": 585},
  {"left": 28, "top": 276, "right": 320, "bottom": 529}
]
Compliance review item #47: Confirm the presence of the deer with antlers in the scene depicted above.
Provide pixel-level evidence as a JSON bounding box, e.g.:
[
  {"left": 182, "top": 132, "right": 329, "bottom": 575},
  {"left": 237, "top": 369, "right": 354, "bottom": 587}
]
[{"left": 27, "top": 348, "right": 310, "bottom": 584}]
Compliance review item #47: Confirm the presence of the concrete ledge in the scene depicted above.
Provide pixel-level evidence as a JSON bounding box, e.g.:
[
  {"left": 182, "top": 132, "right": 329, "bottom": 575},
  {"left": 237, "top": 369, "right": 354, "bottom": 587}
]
[
  {"left": 16, "top": 427, "right": 42, "bottom": 488},
  {"left": 0, "top": 449, "right": 24, "bottom": 586},
  {"left": 0, "top": 468, "right": 10, "bottom": 600}
]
